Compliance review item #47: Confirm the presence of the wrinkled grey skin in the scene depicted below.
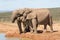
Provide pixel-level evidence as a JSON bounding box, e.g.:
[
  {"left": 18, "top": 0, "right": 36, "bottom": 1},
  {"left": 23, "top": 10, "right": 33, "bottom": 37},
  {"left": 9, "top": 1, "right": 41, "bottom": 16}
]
[
  {"left": 12, "top": 8, "right": 53, "bottom": 34},
  {"left": 23, "top": 8, "right": 53, "bottom": 33},
  {"left": 16, "top": 17, "right": 31, "bottom": 33},
  {"left": 12, "top": 9, "right": 25, "bottom": 34},
  {"left": 11, "top": 9, "right": 32, "bottom": 34}
]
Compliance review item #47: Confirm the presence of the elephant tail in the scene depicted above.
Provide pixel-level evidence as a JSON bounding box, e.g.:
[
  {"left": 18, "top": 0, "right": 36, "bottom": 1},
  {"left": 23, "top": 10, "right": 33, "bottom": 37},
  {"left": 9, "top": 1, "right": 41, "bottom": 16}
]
[
  {"left": 48, "top": 14, "right": 53, "bottom": 26},
  {"left": 48, "top": 14, "right": 53, "bottom": 31}
]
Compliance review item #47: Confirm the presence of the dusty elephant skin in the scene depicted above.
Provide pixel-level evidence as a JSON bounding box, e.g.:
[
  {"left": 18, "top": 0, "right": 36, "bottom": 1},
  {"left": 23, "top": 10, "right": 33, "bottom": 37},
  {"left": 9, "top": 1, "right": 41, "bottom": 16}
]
[
  {"left": 23, "top": 8, "right": 53, "bottom": 33},
  {"left": 12, "top": 10, "right": 23, "bottom": 34},
  {"left": 11, "top": 8, "right": 32, "bottom": 34},
  {"left": 11, "top": 8, "right": 53, "bottom": 34}
]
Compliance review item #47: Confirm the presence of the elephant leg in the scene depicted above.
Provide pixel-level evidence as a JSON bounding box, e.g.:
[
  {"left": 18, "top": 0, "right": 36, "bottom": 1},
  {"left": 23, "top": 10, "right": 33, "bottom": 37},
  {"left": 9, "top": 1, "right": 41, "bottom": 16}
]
[
  {"left": 32, "top": 18, "right": 37, "bottom": 33},
  {"left": 30, "top": 26, "right": 33, "bottom": 33},
  {"left": 25, "top": 26, "right": 30, "bottom": 32},
  {"left": 44, "top": 24, "right": 47, "bottom": 30},
  {"left": 22, "top": 22, "right": 27, "bottom": 33},
  {"left": 29, "top": 23, "right": 33, "bottom": 33},
  {"left": 23, "top": 21, "right": 30, "bottom": 33},
  {"left": 49, "top": 16, "right": 53, "bottom": 32},
  {"left": 17, "top": 21, "right": 23, "bottom": 34},
  {"left": 26, "top": 19, "right": 33, "bottom": 33},
  {"left": 43, "top": 24, "right": 47, "bottom": 32},
  {"left": 49, "top": 23, "right": 53, "bottom": 32},
  {"left": 21, "top": 22, "right": 26, "bottom": 33},
  {"left": 24, "top": 20, "right": 32, "bottom": 33},
  {"left": 26, "top": 20, "right": 31, "bottom": 32}
]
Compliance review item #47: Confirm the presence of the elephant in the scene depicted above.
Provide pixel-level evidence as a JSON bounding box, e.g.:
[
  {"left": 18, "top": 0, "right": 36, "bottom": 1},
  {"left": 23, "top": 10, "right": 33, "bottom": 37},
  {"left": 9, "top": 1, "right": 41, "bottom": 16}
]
[
  {"left": 22, "top": 8, "right": 53, "bottom": 33},
  {"left": 12, "top": 9, "right": 24, "bottom": 34},
  {"left": 11, "top": 8, "right": 32, "bottom": 34}
]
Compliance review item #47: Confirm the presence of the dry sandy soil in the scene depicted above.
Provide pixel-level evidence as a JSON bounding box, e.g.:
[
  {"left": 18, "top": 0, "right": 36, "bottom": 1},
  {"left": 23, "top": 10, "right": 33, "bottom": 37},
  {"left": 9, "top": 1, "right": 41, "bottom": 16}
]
[{"left": 0, "top": 22, "right": 60, "bottom": 40}]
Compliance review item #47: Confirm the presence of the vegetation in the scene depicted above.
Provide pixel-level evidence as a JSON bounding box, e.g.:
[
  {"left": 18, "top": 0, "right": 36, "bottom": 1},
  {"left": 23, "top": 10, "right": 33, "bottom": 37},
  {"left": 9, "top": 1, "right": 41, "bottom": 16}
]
[
  {"left": 0, "top": 11, "right": 12, "bottom": 22},
  {"left": 0, "top": 8, "right": 60, "bottom": 22},
  {"left": 49, "top": 8, "right": 60, "bottom": 21}
]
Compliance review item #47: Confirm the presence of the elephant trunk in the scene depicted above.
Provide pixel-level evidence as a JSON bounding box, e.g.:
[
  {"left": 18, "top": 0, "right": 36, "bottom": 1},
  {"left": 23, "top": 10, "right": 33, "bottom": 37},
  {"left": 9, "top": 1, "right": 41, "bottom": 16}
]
[{"left": 12, "top": 16, "right": 17, "bottom": 23}]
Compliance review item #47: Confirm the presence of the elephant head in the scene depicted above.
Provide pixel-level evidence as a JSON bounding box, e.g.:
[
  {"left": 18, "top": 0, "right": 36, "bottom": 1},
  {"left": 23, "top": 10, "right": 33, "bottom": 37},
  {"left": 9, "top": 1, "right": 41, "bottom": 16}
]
[
  {"left": 12, "top": 9, "right": 25, "bottom": 23},
  {"left": 22, "top": 8, "right": 32, "bottom": 19},
  {"left": 12, "top": 8, "right": 32, "bottom": 23}
]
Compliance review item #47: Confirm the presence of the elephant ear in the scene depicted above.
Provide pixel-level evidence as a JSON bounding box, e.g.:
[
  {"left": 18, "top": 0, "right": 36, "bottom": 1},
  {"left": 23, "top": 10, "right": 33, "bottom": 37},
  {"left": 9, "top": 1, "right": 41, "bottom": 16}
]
[
  {"left": 14, "top": 9, "right": 25, "bottom": 17},
  {"left": 11, "top": 10, "right": 19, "bottom": 23},
  {"left": 19, "top": 9, "right": 24, "bottom": 15},
  {"left": 24, "top": 8, "right": 32, "bottom": 14},
  {"left": 22, "top": 8, "right": 32, "bottom": 18},
  {"left": 12, "top": 10, "right": 19, "bottom": 19}
]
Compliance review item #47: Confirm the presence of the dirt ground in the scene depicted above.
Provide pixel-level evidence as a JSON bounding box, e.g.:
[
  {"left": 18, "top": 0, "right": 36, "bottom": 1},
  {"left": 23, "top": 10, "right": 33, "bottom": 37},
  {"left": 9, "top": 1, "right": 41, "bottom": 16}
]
[{"left": 0, "top": 22, "right": 60, "bottom": 40}]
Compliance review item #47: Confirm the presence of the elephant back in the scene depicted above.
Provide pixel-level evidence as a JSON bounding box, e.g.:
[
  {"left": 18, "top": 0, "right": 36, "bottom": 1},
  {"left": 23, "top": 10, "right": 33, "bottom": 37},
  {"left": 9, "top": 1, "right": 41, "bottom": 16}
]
[
  {"left": 35, "top": 8, "right": 50, "bottom": 22},
  {"left": 26, "top": 12, "right": 36, "bottom": 19},
  {"left": 26, "top": 8, "right": 50, "bottom": 21},
  {"left": 28, "top": 8, "right": 50, "bottom": 22}
]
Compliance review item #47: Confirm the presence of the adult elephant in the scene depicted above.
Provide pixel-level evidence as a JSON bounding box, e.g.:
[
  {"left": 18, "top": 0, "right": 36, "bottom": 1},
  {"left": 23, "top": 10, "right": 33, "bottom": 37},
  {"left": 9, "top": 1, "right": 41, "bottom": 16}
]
[
  {"left": 11, "top": 8, "right": 32, "bottom": 34},
  {"left": 23, "top": 8, "right": 53, "bottom": 33}
]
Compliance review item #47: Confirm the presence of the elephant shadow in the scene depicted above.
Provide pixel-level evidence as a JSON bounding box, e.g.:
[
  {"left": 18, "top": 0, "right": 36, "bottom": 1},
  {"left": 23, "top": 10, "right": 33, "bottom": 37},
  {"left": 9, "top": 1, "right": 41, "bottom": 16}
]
[
  {"left": 24, "top": 26, "right": 58, "bottom": 33},
  {"left": 37, "top": 30, "right": 58, "bottom": 33},
  {"left": 46, "top": 30, "right": 58, "bottom": 33},
  {"left": 53, "top": 30, "right": 58, "bottom": 32},
  {"left": 25, "top": 30, "right": 58, "bottom": 33},
  {"left": 25, "top": 26, "right": 30, "bottom": 33},
  {"left": 25, "top": 28, "right": 43, "bottom": 33},
  {"left": 37, "top": 30, "right": 43, "bottom": 33}
]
